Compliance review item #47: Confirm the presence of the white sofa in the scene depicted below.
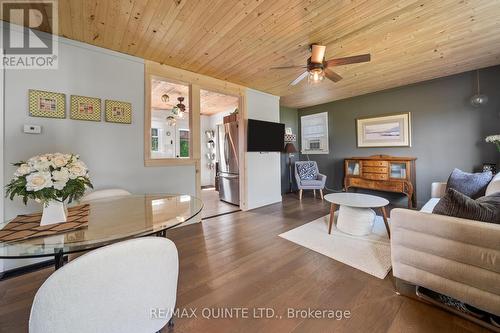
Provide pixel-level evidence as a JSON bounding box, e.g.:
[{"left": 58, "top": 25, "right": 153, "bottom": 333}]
[{"left": 391, "top": 172, "right": 500, "bottom": 316}]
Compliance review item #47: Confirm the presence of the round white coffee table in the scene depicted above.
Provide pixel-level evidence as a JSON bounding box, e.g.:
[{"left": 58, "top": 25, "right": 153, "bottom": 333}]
[{"left": 324, "top": 193, "right": 391, "bottom": 237}]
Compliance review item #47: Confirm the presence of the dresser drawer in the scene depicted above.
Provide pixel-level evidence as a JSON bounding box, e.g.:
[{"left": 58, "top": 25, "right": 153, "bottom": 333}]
[
  {"left": 378, "top": 182, "right": 404, "bottom": 193},
  {"left": 348, "top": 178, "right": 374, "bottom": 188},
  {"left": 362, "top": 160, "right": 389, "bottom": 167},
  {"left": 363, "top": 173, "right": 388, "bottom": 181},
  {"left": 363, "top": 166, "right": 387, "bottom": 174}
]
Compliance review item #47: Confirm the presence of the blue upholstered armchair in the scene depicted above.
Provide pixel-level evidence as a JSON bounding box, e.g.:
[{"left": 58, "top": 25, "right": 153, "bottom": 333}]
[{"left": 294, "top": 161, "right": 327, "bottom": 200}]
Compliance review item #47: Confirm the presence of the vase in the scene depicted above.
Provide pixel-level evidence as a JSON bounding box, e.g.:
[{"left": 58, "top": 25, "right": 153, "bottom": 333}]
[{"left": 40, "top": 199, "right": 68, "bottom": 226}]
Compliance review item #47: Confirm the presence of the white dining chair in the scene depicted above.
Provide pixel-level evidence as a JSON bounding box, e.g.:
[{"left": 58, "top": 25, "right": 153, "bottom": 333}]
[
  {"left": 81, "top": 188, "right": 132, "bottom": 202},
  {"left": 29, "top": 237, "right": 179, "bottom": 333}
]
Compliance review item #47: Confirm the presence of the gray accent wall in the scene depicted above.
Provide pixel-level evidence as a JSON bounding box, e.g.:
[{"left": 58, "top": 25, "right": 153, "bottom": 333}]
[
  {"left": 298, "top": 66, "right": 500, "bottom": 207},
  {"left": 280, "top": 107, "right": 298, "bottom": 193}
]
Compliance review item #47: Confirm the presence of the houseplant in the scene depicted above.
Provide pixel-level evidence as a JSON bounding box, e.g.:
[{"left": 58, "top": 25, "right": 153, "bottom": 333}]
[
  {"left": 485, "top": 134, "right": 500, "bottom": 152},
  {"left": 5, "top": 153, "right": 93, "bottom": 225}
]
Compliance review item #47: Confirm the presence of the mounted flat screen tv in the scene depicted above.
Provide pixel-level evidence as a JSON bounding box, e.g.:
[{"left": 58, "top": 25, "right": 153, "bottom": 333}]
[{"left": 247, "top": 119, "right": 285, "bottom": 152}]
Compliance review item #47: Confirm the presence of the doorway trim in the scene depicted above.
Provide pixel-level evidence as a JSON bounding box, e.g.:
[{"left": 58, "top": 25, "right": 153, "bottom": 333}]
[
  {"left": 199, "top": 87, "right": 247, "bottom": 210},
  {"left": 144, "top": 60, "right": 247, "bottom": 208}
]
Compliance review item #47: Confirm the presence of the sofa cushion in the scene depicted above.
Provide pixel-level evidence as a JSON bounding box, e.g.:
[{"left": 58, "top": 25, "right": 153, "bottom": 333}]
[
  {"left": 297, "top": 162, "right": 317, "bottom": 180},
  {"left": 300, "top": 179, "right": 323, "bottom": 186},
  {"left": 486, "top": 172, "right": 500, "bottom": 196},
  {"left": 432, "top": 188, "right": 500, "bottom": 224},
  {"left": 446, "top": 168, "right": 492, "bottom": 199},
  {"left": 420, "top": 198, "right": 441, "bottom": 213}
]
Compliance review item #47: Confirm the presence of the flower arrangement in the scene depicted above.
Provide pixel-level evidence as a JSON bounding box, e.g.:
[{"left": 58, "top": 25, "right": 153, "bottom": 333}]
[
  {"left": 485, "top": 134, "right": 500, "bottom": 152},
  {"left": 5, "top": 153, "right": 93, "bottom": 205}
]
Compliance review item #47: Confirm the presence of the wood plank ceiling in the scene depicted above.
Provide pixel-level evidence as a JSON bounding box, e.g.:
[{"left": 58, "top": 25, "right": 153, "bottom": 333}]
[
  {"left": 152, "top": 79, "right": 239, "bottom": 115},
  {"left": 15, "top": 0, "right": 500, "bottom": 108}
]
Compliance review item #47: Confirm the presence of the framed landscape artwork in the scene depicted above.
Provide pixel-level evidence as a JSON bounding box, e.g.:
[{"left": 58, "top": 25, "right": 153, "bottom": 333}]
[
  {"left": 105, "top": 100, "right": 132, "bottom": 124},
  {"left": 29, "top": 90, "right": 66, "bottom": 118},
  {"left": 70, "top": 95, "right": 101, "bottom": 121},
  {"left": 356, "top": 112, "right": 411, "bottom": 147}
]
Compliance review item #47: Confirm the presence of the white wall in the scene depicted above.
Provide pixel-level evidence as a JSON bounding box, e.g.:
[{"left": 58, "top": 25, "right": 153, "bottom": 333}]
[
  {"left": 2, "top": 30, "right": 195, "bottom": 271},
  {"left": 245, "top": 89, "right": 282, "bottom": 210}
]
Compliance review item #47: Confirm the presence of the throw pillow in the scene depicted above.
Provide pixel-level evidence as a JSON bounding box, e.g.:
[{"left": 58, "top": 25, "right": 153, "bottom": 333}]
[
  {"left": 433, "top": 188, "right": 500, "bottom": 224},
  {"left": 446, "top": 168, "right": 493, "bottom": 199},
  {"left": 297, "top": 162, "right": 317, "bottom": 180}
]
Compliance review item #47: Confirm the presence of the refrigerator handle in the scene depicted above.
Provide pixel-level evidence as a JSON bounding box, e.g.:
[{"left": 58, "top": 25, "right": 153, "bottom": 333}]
[{"left": 224, "top": 132, "right": 230, "bottom": 168}]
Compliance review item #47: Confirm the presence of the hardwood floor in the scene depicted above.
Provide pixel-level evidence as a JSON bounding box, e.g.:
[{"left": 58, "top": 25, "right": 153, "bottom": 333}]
[
  {"left": 200, "top": 188, "right": 240, "bottom": 219},
  {"left": 0, "top": 195, "right": 488, "bottom": 333}
]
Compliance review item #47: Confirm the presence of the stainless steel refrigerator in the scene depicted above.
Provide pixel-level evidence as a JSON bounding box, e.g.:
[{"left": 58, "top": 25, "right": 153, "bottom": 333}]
[{"left": 217, "top": 117, "right": 239, "bottom": 205}]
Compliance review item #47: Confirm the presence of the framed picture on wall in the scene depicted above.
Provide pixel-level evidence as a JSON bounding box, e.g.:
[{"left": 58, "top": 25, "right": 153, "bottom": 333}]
[
  {"left": 29, "top": 89, "right": 66, "bottom": 118},
  {"left": 105, "top": 99, "right": 132, "bottom": 124},
  {"left": 356, "top": 112, "right": 412, "bottom": 147},
  {"left": 70, "top": 95, "right": 101, "bottom": 121}
]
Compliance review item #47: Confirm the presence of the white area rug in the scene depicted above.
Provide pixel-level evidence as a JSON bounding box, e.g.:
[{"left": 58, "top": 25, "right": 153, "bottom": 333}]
[{"left": 279, "top": 213, "right": 391, "bottom": 279}]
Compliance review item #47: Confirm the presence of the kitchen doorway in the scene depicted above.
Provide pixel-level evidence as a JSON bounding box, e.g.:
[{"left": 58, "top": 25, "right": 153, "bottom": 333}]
[{"left": 200, "top": 89, "right": 241, "bottom": 219}]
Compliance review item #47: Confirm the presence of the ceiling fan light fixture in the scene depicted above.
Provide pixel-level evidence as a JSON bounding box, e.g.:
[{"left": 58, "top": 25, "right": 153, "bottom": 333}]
[{"left": 308, "top": 69, "right": 324, "bottom": 83}]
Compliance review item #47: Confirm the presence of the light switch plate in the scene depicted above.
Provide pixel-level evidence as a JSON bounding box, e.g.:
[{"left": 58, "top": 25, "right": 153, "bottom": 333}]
[{"left": 23, "top": 124, "right": 42, "bottom": 134}]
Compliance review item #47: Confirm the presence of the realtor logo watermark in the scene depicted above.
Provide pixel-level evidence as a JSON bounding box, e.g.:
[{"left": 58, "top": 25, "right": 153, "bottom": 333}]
[{"left": 1, "top": 0, "right": 58, "bottom": 69}]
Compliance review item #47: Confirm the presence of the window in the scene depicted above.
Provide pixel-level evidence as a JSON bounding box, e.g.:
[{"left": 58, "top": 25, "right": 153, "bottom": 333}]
[
  {"left": 301, "top": 112, "right": 329, "bottom": 154},
  {"left": 151, "top": 128, "right": 159, "bottom": 152},
  {"left": 179, "top": 129, "right": 190, "bottom": 158},
  {"left": 149, "top": 77, "right": 191, "bottom": 159}
]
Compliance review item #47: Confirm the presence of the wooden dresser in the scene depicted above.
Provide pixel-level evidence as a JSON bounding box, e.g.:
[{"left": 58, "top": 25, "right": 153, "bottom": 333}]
[{"left": 344, "top": 155, "right": 417, "bottom": 208}]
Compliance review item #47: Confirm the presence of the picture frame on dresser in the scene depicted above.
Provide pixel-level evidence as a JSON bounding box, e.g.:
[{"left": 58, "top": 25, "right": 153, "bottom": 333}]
[{"left": 356, "top": 112, "right": 411, "bottom": 148}]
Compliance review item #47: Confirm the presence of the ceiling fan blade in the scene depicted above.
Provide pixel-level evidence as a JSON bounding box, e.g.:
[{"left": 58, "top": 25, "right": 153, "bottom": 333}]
[
  {"left": 270, "top": 65, "right": 306, "bottom": 70},
  {"left": 324, "top": 68, "right": 342, "bottom": 82},
  {"left": 325, "top": 54, "right": 371, "bottom": 67},
  {"left": 311, "top": 44, "right": 326, "bottom": 63},
  {"left": 290, "top": 71, "right": 308, "bottom": 86}
]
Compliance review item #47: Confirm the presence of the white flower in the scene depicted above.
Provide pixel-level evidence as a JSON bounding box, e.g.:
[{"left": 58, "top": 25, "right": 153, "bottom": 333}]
[
  {"left": 53, "top": 181, "right": 67, "bottom": 190},
  {"left": 485, "top": 134, "right": 500, "bottom": 143},
  {"left": 52, "top": 168, "right": 70, "bottom": 190},
  {"left": 33, "top": 160, "right": 51, "bottom": 171},
  {"left": 26, "top": 172, "right": 53, "bottom": 191},
  {"left": 68, "top": 161, "right": 87, "bottom": 179},
  {"left": 14, "top": 164, "right": 32, "bottom": 177},
  {"left": 51, "top": 153, "right": 69, "bottom": 168},
  {"left": 28, "top": 155, "right": 52, "bottom": 171}
]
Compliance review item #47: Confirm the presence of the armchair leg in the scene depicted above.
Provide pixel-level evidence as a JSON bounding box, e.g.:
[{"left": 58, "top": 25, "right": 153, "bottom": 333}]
[
  {"left": 320, "top": 189, "right": 324, "bottom": 200},
  {"left": 313, "top": 189, "right": 316, "bottom": 198},
  {"left": 299, "top": 189, "right": 303, "bottom": 200}
]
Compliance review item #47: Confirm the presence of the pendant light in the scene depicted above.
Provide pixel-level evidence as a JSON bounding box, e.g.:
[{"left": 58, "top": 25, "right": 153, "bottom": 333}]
[
  {"left": 166, "top": 115, "right": 176, "bottom": 126},
  {"left": 470, "top": 70, "right": 488, "bottom": 107}
]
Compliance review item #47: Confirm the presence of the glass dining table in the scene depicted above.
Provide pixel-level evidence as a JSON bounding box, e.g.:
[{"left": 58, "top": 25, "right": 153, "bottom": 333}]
[{"left": 0, "top": 194, "right": 203, "bottom": 270}]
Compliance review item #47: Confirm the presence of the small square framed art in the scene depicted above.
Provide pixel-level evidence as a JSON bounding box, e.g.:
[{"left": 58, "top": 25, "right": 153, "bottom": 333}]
[
  {"left": 70, "top": 95, "right": 102, "bottom": 121},
  {"left": 29, "top": 89, "right": 66, "bottom": 118},
  {"left": 105, "top": 100, "right": 132, "bottom": 124}
]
